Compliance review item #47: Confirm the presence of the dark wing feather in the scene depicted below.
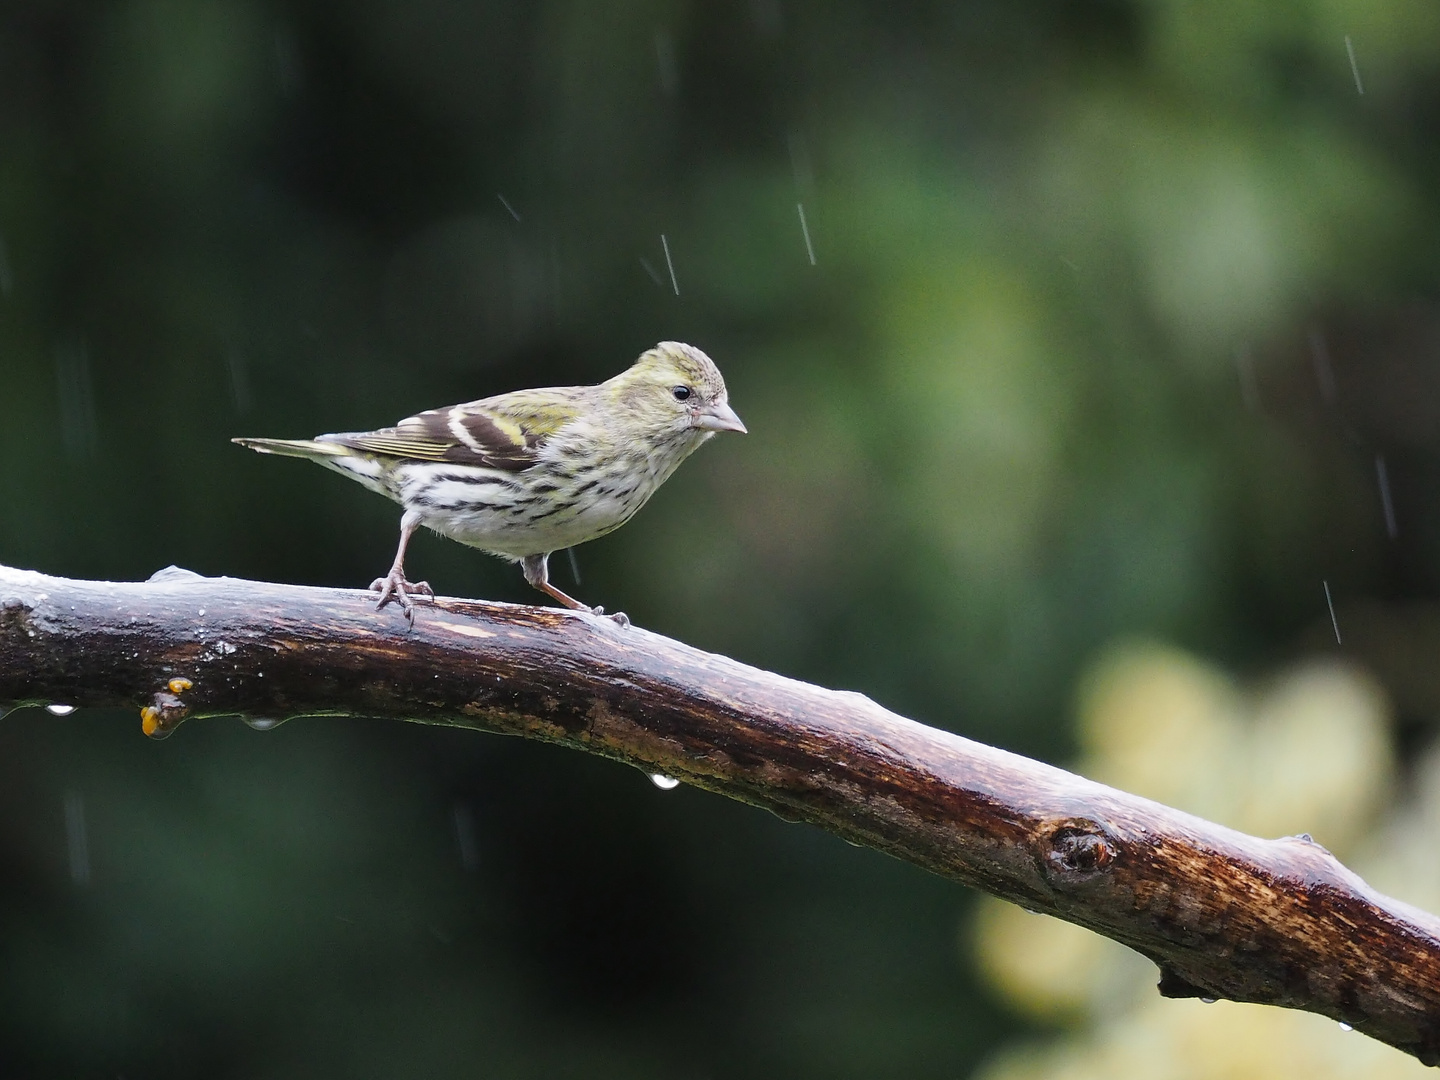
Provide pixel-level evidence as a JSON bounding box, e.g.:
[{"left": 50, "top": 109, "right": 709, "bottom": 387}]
[{"left": 324, "top": 393, "right": 578, "bottom": 471}]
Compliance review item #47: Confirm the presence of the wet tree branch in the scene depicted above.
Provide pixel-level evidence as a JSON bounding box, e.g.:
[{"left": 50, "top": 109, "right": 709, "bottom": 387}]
[{"left": 2, "top": 562, "right": 1439, "bottom": 1064}]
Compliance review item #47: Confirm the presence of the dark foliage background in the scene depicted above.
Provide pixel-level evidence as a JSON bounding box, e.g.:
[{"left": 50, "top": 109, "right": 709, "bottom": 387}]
[{"left": 3, "top": 0, "right": 1440, "bottom": 1076}]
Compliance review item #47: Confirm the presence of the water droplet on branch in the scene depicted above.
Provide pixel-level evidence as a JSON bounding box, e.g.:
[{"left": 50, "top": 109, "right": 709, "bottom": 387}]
[
  {"left": 147, "top": 565, "right": 204, "bottom": 583},
  {"left": 46, "top": 704, "right": 75, "bottom": 716},
  {"left": 650, "top": 774, "right": 680, "bottom": 790}
]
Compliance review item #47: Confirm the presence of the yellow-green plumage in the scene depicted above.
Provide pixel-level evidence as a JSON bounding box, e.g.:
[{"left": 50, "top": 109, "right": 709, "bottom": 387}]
[{"left": 234, "top": 341, "right": 745, "bottom": 620}]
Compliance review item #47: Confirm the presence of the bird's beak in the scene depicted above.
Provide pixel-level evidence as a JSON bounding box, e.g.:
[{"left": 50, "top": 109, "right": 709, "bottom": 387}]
[{"left": 693, "top": 400, "right": 748, "bottom": 434}]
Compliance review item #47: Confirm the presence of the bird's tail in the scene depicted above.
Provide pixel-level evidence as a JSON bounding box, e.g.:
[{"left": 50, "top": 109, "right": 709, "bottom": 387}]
[{"left": 232, "top": 436, "right": 350, "bottom": 460}]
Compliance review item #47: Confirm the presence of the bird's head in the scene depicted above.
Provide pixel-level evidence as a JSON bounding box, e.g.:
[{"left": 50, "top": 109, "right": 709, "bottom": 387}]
[{"left": 606, "top": 341, "right": 746, "bottom": 441}]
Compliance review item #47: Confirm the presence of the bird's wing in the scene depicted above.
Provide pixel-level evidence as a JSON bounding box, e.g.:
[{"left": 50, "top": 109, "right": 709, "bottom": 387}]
[{"left": 327, "top": 389, "right": 584, "bottom": 471}]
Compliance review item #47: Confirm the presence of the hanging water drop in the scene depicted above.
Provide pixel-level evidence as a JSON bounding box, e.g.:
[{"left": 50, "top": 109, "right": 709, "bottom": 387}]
[
  {"left": 1200, "top": 997, "right": 1217, "bottom": 1004},
  {"left": 650, "top": 773, "right": 680, "bottom": 790},
  {"left": 46, "top": 704, "right": 76, "bottom": 716},
  {"left": 243, "top": 716, "right": 285, "bottom": 731},
  {"left": 1339, "top": 1022, "right": 1353, "bottom": 1032}
]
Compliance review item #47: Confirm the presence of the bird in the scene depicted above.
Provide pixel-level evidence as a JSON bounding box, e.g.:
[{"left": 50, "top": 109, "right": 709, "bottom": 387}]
[{"left": 233, "top": 341, "right": 745, "bottom": 624}]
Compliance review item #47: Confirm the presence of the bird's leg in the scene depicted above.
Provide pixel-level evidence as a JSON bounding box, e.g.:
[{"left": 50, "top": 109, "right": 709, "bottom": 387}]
[
  {"left": 370, "top": 511, "right": 434, "bottom": 623},
  {"left": 520, "top": 552, "right": 589, "bottom": 610},
  {"left": 521, "top": 553, "right": 628, "bottom": 626}
]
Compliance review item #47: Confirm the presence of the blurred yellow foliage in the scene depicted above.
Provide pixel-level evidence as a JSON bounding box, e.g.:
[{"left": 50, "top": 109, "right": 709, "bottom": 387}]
[{"left": 971, "top": 640, "right": 1436, "bottom": 1078}]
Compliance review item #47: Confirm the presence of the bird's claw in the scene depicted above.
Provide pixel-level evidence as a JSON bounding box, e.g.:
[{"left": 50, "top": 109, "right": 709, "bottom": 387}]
[
  {"left": 370, "top": 573, "right": 435, "bottom": 625},
  {"left": 588, "top": 604, "right": 630, "bottom": 628}
]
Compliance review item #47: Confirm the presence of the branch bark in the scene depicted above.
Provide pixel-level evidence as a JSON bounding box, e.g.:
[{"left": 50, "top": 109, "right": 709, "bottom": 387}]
[{"left": 2, "top": 563, "right": 1438, "bottom": 1063}]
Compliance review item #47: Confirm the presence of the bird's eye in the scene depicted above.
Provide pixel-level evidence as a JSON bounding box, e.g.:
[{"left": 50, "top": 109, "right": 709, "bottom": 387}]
[{"left": 672, "top": 386, "right": 692, "bottom": 402}]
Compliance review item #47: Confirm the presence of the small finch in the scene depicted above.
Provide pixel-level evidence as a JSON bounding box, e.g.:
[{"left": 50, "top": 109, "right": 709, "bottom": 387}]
[{"left": 233, "top": 341, "right": 745, "bottom": 623}]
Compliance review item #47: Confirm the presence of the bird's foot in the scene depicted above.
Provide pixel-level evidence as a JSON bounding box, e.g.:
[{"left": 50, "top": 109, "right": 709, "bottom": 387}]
[
  {"left": 589, "top": 605, "right": 630, "bottom": 628},
  {"left": 370, "top": 572, "right": 435, "bottom": 625},
  {"left": 533, "top": 576, "right": 629, "bottom": 627}
]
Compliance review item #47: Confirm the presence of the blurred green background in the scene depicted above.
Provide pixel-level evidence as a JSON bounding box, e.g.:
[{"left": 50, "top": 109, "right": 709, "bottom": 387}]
[{"left": 4, "top": 0, "right": 1440, "bottom": 1076}]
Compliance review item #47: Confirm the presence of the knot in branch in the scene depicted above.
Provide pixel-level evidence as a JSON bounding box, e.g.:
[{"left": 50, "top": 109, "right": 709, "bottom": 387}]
[{"left": 1044, "top": 821, "right": 1118, "bottom": 882}]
